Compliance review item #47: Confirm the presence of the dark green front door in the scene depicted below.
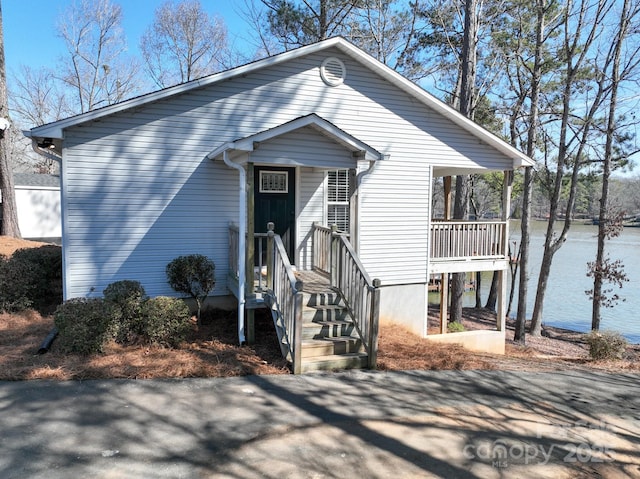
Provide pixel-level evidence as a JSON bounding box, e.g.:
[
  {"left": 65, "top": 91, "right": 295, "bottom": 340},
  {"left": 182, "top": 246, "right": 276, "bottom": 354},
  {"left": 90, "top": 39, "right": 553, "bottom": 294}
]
[{"left": 254, "top": 166, "right": 296, "bottom": 262}]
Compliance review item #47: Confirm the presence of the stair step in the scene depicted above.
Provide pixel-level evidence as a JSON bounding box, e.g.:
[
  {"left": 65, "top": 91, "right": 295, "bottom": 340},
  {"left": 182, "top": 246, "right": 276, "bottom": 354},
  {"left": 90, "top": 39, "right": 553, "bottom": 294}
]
[
  {"left": 302, "top": 304, "right": 350, "bottom": 322},
  {"left": 300, "top": 353, "right": 369, "bottom": 373},
  {"left": 303, "top": 291, "right": 341, "bottom": 307},
  {"left": 301, "top": 336, "right": 363, "bottom": 358},
  {"left": 302, "top": 320, "right": 355, "bottom": 339}
]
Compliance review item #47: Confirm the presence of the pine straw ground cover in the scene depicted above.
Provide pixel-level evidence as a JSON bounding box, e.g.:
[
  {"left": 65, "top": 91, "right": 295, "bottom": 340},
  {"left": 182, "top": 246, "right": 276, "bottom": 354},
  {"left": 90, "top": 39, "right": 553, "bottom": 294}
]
[
  {"left": 0, "top": 307, "right": 491, "bottom": 380},
  {"left": 2, "top": 305, "right": 639, "bottom": 381},
  {"left": 0, "top": 236, "right": 51, "bottom": 257},
  {"left": 0, "top": 308, "right": 291, "bottom": 380},
  {"left": 1, "top": 236, "right": 638, "bottom": 380}
]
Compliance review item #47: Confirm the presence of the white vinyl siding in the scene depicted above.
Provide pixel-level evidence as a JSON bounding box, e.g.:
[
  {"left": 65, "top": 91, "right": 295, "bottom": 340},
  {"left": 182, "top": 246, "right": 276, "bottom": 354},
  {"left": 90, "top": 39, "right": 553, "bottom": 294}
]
[
  {"left": 297, "top": 167, "right": 325, "bottom": 270},
  {"left": 59, "top": 46, "right": 513, "bottom": 298},
  {"left": 250, "top": 127, "right": 357, "bottom": 169},
  {"left": 61, "top": 135, "right": 239, "bottom": 298}
]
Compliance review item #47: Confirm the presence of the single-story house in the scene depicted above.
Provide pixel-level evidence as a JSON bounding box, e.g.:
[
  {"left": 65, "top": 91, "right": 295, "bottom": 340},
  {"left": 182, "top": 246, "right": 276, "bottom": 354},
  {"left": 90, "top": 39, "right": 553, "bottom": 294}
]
[
  {"left": 27, "top": 37, "right": 533, "bottom": 372},
  {"left": 6, "top": 173, "right": 61, "bottom": 243}
]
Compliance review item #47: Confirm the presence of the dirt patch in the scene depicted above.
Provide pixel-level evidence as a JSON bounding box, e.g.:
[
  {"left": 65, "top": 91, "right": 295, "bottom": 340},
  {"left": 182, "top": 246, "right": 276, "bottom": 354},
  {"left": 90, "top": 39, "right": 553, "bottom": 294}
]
[{"left": 0, "top": 236, "right": 53, "bottom": 257}]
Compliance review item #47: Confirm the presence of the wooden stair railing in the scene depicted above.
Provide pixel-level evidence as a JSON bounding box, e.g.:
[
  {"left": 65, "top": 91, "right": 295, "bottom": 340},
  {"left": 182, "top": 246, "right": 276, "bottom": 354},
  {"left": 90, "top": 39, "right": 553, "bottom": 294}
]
[
  {"left": 263, "top": 223, "right": 304, "bottom": 374},
  {"left": 313, "top": 223, "right": 381, "bottom": 369},
  {"left": 255, "top": 222, "right": 381, "bottom": 373}
]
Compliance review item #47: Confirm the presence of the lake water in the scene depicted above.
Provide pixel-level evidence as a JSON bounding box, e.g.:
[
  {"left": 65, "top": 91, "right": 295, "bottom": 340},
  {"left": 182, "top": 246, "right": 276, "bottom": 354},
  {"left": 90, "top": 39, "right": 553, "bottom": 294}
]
[{"left": 431, "top": 220, "right": 640, "bottom": 343}]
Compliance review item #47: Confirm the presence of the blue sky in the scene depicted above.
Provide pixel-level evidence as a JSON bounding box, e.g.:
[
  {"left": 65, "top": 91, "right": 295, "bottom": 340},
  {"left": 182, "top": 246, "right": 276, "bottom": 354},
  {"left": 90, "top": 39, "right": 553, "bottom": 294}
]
[{"left": 3, "top": 0, "right": 253, "bottom": 76}]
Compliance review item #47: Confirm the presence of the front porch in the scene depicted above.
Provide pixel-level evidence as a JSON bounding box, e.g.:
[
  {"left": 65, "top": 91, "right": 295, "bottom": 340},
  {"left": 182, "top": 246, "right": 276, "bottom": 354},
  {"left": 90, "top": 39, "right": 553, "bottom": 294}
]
[
  {"left": 211, "top": 115, "right": 517, "bottom": 373},
  {"left": 228, "top": 220, "right": 510, "bottom": 373},
  {"left": 228, "top": 222, "right": 381, "bottom": 373}
]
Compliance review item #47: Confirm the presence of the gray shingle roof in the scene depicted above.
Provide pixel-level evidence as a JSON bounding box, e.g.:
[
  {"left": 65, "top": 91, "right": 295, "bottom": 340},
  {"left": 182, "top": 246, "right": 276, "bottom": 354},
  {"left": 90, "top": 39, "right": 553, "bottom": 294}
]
[{"left": 14, "top": 173, "right": 60, "bottom": 188}]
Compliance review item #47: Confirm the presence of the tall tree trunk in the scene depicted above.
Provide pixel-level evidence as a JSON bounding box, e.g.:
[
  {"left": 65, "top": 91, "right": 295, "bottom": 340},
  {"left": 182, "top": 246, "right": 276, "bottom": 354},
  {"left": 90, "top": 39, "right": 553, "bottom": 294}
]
[
  {"left": 592, "top": 0, "right": 630, "bottom": 330},
  {"left": 507, "top": 241, "right": 520, "bottom": 317},
  {"left": 529, "top": 0, "right": 610, "bottom": 336},
  {"left": 470, "top": 183, "right": 482, "bottom": 308},
  {"left": 475, "top": 271, "right": 482, "bottom": 308},
  {"left": 450, "top": 0, "right": 477, "bottom": 324},
  {"left": 514, "top": 167, "right": 533, "bottom": 342},
  {"left": 592, "top": 177, "right": 608, "bottom": 330},
  {"left": 449, "top": 175, "right": 469, "bottom": 323},
  {"left": 0, "top": 2, "right": 21, "bottom": 238},
  {"left": 319, "top": 0, "right": 328, "bottom": 39},
  {"left": 515, "top": 0, "right": 546, "bottom": 343},
  {"left": 485, "top": 271, "right": 499, "bottom": 311},
  {"left": 459, "top": 0, "right": 476, "bottom": 117}
]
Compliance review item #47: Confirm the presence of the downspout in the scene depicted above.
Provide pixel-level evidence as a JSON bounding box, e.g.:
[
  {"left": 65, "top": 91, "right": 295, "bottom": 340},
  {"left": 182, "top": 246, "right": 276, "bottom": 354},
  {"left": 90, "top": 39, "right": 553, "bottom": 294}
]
[
  {"left": 356, "top": 160, "right": 377, "bottom": 186},
  {"left": 222, "top": 150, "right": 247, "bottom": 345},
  {"left": 30, "top": 137, "right": 66, "bottom": 300},
  {"left": 354, "top": 158, "right": 378, "bottom": 251},
  {"left": 30, "top": 139, "right": 62, "bottom": 164}
]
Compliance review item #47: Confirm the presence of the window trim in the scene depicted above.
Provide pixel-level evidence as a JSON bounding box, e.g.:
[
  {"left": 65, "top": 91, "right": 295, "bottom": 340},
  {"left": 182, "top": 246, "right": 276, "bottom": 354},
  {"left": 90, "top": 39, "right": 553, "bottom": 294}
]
[
  {"left": 326, "top": 169, "right": 350, "bottom": 233},
  {"left": 259, "top": 170, "right": 289, "bottom": 194}
]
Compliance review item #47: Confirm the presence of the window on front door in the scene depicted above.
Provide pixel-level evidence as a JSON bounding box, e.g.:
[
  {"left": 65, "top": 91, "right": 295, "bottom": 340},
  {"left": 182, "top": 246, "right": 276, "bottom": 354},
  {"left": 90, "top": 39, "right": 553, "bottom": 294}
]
[{"left": 327, "top": 169, "right": 350, "bottom": 233}]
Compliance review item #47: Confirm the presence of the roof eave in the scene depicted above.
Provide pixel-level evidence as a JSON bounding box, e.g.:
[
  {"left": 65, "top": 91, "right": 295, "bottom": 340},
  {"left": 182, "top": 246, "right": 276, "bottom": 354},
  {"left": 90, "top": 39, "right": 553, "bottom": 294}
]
[
  {"left": 332, "top": 41, "right": 534, "bottom": 169},
  {"left": 208, "top": 113, "right": 386, "bottom": 164},
  {"left": 29, "top": 39, "right": 346, "bottom": 140},
  {"left": 28, "top": 36, "right": 534, "bottom": 169}
]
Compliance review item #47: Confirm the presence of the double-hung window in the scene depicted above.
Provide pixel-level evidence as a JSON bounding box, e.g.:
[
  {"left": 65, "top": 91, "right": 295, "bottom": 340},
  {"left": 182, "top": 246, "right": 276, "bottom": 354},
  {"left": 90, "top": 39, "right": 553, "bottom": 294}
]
[{"left": 327, "top": 169, "right": 350, "bottom": 233}]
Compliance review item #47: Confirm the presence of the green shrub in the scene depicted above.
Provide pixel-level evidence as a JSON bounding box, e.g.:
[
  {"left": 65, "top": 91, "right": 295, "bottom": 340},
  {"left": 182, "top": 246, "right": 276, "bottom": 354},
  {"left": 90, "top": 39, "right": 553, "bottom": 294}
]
[
  {"left": 447, "top": 321, "right": 466, "bottom": 333},
  {"left": 0, "top": 254, "right": 36, "bottom": 312},
  {"left": 584, "top": 330, "right": 628, "bottom": 360},
  {"left": 103, "top": 280, "right": 147, "bottom": 343},
  {"left": 166, "top": 254, "right": 215, "bottom": 322},
  {"left": 0, "top": 246, "right": 62, "bottom": 313},
  {"left": 141, "top": 296, "right": 192, "bottom": 347},
  {"left": 12, "top": 245, "right": 63, "bottom": 305},
  {"left": 54, "top": 298, "right": 115, "bottom": 355}
]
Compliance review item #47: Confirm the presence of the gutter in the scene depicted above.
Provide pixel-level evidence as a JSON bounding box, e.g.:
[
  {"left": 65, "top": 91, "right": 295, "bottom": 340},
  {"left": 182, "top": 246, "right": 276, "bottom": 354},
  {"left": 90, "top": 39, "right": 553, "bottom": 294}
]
[
  {"left": 29, "top": 138, "right": 62, "bottom": 164},
  {"left": 215, "top": 150, "right": 247, "bottom": 345}
]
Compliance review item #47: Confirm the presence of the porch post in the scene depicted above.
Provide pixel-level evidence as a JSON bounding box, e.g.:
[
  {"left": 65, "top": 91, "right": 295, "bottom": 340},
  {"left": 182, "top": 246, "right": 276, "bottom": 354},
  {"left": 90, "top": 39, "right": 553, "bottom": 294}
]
[
  {"left": 440, "top": 176, "right": 453, "bottom": 334},
  {"left": 439, "top": 280, "right": 449, "bottom": 335},
  {"left": 497, "top": 170, "right": 513, "bottom": 331},
  {"left": 246, "top": 162, "right": 255, "bottom": 344},
  {"left": 443, "top": 176, "right": 452, "bottom": 219},
  {"left": 349, "top": 168, "right": 357, "bottom": 251},
  {"left": 330, "top": 224, "right": 339, "bottom": 288},
  {"left": 266, "top": 222, "right": 275, "bottom": 290}
]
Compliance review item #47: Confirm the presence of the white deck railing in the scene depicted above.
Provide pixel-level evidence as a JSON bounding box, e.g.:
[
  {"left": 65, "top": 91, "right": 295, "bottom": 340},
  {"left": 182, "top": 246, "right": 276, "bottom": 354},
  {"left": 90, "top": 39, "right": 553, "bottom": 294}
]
[{"left": 430, "top": 220, "right": 507, "bottom": 260}]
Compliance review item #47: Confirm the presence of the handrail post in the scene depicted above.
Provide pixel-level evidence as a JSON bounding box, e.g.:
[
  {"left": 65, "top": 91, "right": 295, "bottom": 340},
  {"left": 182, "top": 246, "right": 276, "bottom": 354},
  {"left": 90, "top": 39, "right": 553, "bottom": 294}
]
[
  {"left": 312, "top": 222, "right": 318, "bottom": 270},
  {"left": 330, "top": 224, "right": 338, "bottom": 288},
  {"left": 368, "top": 278, "right": 381, "bottom": 369},
  {"left": 293, "top": 279, "right": 304, "bottom": 374},
  {"left": 266, "top": 222, "right": 274, "bottom": 291}
]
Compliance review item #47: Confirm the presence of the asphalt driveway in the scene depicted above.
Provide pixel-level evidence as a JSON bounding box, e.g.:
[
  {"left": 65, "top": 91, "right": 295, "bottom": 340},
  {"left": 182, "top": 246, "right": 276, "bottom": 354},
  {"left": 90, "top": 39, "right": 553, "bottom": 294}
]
[{"left": 1, "top": 370, "right": 639, "bottom": 478}]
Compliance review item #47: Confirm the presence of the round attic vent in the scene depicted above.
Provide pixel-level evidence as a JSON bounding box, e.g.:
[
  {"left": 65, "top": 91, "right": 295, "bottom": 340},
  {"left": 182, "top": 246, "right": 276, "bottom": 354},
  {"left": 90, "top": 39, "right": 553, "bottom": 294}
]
[{"left": 320, "top": 57, "right": 346, "bottom": 86}]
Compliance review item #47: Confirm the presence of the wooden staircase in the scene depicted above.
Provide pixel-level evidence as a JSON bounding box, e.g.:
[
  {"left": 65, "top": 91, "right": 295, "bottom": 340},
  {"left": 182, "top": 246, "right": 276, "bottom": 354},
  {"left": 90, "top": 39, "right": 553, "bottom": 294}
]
[
  {"left": 250, "top": 226, "right": 379, "bottom": 375},
  {"left": 299, "top": 288, "right": 368, "bottom": 373}
]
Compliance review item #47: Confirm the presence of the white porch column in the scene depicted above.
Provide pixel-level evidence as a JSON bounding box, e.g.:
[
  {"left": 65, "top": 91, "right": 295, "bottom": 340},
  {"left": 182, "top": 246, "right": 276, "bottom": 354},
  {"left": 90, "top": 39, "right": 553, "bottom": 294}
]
[
  {"left": 497, "top": 170, "right": 513, "bottom": 331},
  {"left": 439, "top": 176, "right": 453, "bottom": 334}
]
